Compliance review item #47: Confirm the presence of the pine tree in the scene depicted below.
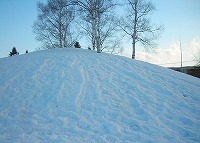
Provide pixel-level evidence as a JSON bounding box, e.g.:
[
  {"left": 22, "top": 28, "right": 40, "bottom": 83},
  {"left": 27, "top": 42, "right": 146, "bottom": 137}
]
[
  {"left": 74, "top": 41, "right": 81, "bottom": 48},
  {"left": 9, "top": 47, "right": 19, "bottom": 56}
]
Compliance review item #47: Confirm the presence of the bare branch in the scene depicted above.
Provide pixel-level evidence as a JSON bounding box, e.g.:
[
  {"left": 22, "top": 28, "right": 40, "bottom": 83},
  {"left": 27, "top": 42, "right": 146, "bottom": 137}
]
[
  {"left": 119, "top": 0, "right": 163, "bottom": 59},
  {"left": 33, "top": 0, "right": 75, "bottom": 49}
]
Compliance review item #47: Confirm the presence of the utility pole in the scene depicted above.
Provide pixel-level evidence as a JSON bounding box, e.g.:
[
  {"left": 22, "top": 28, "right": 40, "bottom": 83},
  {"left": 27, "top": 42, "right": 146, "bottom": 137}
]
[{"left": 180, "top": 36, "right": 183, "bottom": 73}]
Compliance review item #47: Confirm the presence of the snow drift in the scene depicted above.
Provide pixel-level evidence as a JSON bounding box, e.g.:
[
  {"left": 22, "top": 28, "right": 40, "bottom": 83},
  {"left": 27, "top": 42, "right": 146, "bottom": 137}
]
[{"left": 0, "top": 48, "right": 200, "bottom": 143}]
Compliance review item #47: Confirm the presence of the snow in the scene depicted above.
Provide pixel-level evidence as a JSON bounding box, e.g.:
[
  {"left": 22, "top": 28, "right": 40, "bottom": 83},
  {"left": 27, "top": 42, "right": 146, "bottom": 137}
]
[{"left": 0, "top": 48, "right": 200, "bottom": 143}]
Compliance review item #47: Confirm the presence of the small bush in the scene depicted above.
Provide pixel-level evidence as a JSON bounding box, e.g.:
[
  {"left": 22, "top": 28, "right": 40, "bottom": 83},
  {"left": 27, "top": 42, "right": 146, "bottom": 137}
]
[
  {"left": 74, "top": 41, "right": 81, "bottom": 48},
  {"left": 9, "top": 47, "right": 19, "bottom": 56}
]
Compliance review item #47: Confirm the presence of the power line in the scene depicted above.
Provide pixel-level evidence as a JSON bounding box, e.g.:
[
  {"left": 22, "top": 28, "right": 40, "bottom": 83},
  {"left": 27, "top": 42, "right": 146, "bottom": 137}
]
[{"left": 158, "top": 60, "right": 196, "bottom": 66}]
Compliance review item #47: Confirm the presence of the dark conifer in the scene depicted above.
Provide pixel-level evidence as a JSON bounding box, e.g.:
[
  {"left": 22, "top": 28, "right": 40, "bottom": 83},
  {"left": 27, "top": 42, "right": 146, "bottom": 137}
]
[
  {"left": 74, "top": 41, "right": 81, "bottom": 48},
  {"left": 9, "top": 47, "right": 19, "bottom": 56}
]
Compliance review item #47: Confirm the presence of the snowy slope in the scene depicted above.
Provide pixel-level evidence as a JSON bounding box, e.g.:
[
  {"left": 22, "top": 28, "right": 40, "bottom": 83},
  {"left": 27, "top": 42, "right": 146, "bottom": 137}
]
[{"left": 0, "top": 48, "right": 200, "bottom": 143}]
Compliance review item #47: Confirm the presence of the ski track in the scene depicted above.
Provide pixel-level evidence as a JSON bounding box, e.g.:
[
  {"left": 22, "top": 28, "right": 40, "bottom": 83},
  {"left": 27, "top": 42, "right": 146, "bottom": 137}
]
[
  {"left": 76, "top": 66, "right": 88, "bottom": 107},
  {"left": 0, "top": 49, "right": 200, "bottom": 142}
]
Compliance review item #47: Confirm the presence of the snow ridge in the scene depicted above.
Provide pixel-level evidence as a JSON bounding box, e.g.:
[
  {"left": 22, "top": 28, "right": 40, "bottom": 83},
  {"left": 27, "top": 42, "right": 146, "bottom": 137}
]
[{"left": 0, "top": 48, "right": 200, "bottom": 143}]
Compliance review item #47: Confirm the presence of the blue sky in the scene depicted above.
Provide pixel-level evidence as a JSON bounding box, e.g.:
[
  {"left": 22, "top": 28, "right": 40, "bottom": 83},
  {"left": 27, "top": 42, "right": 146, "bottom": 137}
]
[
  {"left": 152, "top": 0, "right": 200, "bottom": 46},
  {"left": 0, "top": 0, "right": 46, "bottom": 57},
  {"left": 0, "top": 0, "right": 200, "bottom": 66}
]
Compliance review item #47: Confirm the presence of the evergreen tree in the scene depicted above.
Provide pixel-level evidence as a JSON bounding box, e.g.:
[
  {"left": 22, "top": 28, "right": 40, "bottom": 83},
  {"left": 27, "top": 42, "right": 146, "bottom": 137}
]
[
  {"left": 74, "top": 41, "right": 81, "bottom": 48},
  {"left": 9, "top": 47, "right": 19, "bottom": 56},
  {"left": 88, "top": 47, "right": 91, "bottom": 50}
]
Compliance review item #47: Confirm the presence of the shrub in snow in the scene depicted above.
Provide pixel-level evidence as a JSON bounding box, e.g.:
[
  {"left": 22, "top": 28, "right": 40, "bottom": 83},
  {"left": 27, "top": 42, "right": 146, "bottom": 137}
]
[
  {"left": 74, "top": 41, "right": 81, "bottom": 48},
  {"left": 9, "top": 47, "right": 19, "bottom": 56}
]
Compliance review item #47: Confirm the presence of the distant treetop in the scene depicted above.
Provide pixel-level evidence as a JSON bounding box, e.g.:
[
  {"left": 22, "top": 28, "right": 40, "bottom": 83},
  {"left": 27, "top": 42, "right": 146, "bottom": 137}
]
[
  {"left": 9, "top": 47, "right": 19, "bottom": 56},
  {"left": 74, "top": 41, "right": 81, "bottom": 48}
]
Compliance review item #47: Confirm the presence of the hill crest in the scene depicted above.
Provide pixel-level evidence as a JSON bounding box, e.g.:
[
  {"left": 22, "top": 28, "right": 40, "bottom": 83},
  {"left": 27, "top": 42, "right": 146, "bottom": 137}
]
[{"left": 0, "top": 48, "right": 200, "bottom": 142}]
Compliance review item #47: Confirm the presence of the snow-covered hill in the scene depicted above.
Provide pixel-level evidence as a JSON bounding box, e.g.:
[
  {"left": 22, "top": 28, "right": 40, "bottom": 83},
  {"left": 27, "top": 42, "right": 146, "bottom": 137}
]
[{"left": 0, "top": 48, "right": 200, "bottom": 143}]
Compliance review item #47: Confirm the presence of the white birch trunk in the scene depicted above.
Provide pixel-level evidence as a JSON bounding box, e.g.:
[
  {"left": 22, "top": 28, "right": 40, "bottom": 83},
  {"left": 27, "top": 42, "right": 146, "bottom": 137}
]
[
  {"left": 91, "top": 0, "right": 96, "bottom": 50},
  {"left": 132, "top": 0, "right": 138, "bottom": 59}
]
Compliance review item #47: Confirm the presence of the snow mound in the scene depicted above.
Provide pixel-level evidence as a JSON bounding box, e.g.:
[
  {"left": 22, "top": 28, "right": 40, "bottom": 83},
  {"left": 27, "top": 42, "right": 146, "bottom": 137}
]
[{"left": 0, "top": 48, "right": 200, "bottom": 143}]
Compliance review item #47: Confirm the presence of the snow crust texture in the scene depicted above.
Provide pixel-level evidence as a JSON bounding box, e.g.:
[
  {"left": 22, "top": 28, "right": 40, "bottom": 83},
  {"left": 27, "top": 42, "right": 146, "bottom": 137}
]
[{"left": 0, "top": 48, "right": 200, "bottom": 143}]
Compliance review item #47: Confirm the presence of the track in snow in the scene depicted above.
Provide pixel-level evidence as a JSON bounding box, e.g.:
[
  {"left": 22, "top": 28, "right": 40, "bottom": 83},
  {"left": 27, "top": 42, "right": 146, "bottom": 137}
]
[{"left": 0, "top": 48, "right": 200, "bottom": 143}]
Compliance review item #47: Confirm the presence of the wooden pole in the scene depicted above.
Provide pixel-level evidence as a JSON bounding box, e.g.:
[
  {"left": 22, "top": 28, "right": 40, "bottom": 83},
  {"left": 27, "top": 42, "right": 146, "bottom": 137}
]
[{"left": 180, "top": 36, "right": 183, "bottom": 73}]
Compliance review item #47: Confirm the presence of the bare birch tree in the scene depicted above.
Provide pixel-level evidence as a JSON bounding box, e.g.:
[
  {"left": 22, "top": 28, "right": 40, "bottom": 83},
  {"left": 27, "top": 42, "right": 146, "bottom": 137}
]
[
  {"left": 33, "top": 0, "right": 75, "bottom": 49},
  {"left": 74, "top": 0, "right": 118, "bottom": 53},
  {"left": 119, "top": 0, "right": 163, "bottom": 59}
]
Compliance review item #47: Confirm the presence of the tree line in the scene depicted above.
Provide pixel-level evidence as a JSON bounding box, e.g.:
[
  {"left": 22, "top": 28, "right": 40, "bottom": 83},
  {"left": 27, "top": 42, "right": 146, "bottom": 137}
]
[{"left": 33, "top": 0, "right": 163, "bottom": 59}]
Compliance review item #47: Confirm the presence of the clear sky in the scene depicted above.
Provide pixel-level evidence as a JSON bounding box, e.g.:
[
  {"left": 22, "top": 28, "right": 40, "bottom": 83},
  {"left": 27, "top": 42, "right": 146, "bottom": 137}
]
[{"left": 0, "top": 0, "right": 200, "bottom": 67}]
